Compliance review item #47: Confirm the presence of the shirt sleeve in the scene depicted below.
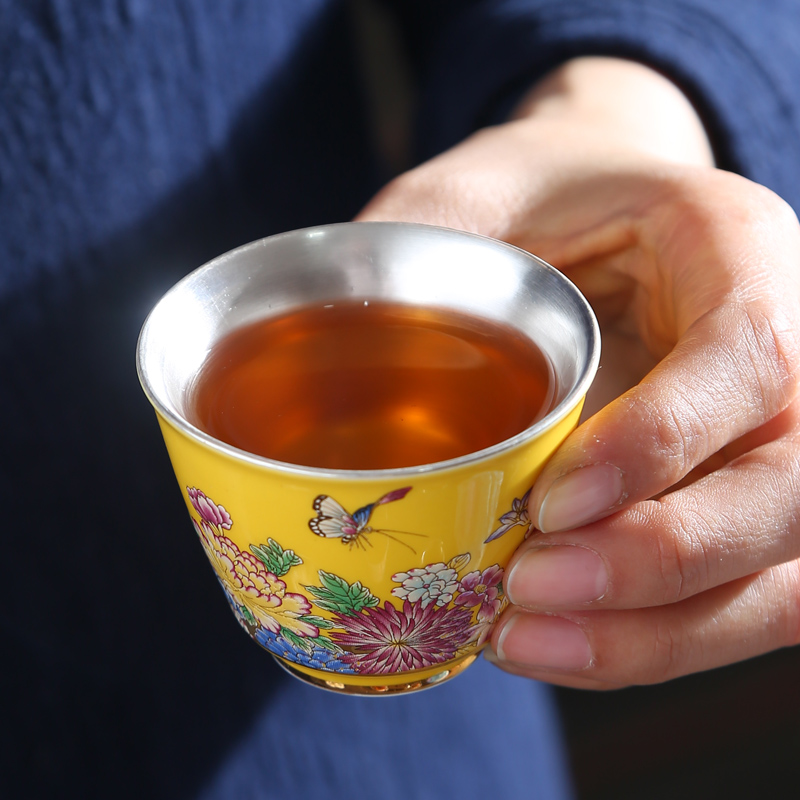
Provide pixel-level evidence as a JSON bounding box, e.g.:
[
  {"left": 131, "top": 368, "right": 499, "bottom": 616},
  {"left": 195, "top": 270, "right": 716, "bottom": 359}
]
[{"left": 392, "top": 0, "right": 800, "bottom": 213}]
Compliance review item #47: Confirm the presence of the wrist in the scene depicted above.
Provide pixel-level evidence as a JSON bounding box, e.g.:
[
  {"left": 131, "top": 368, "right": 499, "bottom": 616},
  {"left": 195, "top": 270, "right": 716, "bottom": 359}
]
[{"left": 511, "top": 56, "right": 715, "bottom": 168}]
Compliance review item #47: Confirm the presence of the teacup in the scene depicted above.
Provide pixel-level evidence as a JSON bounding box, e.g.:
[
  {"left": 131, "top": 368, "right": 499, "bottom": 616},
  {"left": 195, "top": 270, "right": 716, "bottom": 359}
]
[{"left": 136, "top": 222, "right": 599, "bottom": 695}]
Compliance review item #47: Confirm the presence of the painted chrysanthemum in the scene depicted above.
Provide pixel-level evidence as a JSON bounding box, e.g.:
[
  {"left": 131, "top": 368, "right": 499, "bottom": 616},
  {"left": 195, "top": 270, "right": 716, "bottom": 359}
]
[{"left": 331, "top": 600, "right": 474, "bottom": 674}]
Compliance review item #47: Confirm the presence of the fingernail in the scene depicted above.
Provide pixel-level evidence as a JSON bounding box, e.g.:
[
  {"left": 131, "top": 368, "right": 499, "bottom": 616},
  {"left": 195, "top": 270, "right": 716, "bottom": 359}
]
[
  {"left": 496, "top": 613, "right": 592, "bottom": 671},
  {"left": 537, "top": 463, "right": 624, "bottom": 532},
  {"left": 506, "top": 546, "right": 608, "bottom": 608}
]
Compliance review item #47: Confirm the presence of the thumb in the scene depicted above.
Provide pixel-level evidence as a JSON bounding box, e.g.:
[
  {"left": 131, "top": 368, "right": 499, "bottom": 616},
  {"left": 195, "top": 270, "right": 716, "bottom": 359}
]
[{"left": 526, "top": 181, "right": 800, "bottom": 533}]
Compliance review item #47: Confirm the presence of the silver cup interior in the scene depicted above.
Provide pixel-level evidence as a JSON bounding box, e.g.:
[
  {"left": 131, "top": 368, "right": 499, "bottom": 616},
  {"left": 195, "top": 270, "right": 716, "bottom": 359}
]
[{"left": 137, "top": 222, "right": 600, "bottom": 474}]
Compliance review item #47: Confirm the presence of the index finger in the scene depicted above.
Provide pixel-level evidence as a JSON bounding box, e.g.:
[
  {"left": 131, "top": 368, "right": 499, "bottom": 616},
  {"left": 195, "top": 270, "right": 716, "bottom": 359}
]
[{"left": 529, "top": 173, "right": 800, "bottom": 532}]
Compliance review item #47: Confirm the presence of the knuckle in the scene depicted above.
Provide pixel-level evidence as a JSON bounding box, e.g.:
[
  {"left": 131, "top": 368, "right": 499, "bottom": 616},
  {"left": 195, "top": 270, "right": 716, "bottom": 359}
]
[
  {"left": 726, "top": 186, "right": 800, "bottom": 400},
  {"left": 743, "top": 563, "right": 800, "bottom": 652},
  {"left": 627, "top": 389, "right": 707, "bottom": 478},
  {"left": 654, "top": 506, "right": 714, "bottom": 604},
  {"left": 739, "top": 302, "right": 800, "bottom": 412},
  {"left": 648, "top": 617, "right": 691, "bottom": 683},
  {"left": 665, "top": 395, "right": 714, "bottom": 470}
]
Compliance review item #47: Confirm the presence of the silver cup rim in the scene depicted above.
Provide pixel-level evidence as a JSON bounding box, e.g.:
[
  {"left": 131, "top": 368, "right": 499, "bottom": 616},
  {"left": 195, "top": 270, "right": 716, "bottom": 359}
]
[{"left": 137, "top": 221, "right": 601, "bottom": 479}]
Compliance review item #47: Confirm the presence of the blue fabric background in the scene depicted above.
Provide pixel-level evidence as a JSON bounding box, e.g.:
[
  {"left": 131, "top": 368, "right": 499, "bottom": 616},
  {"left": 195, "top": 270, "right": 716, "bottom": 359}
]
[{"left": 2, "top": 1, "right": 799, "bottom": 798}]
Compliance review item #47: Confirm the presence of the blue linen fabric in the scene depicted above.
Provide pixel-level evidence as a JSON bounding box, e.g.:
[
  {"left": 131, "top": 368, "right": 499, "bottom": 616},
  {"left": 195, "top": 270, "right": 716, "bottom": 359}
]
[
  {"left": 401, "top": 0, "right": 800, "bottom": 212},
  {"left": 197, "top": 658, "right": 572, "bottom": 800},
  {"left": 1, "top": 1, "right": 799, "bottom": 799}
]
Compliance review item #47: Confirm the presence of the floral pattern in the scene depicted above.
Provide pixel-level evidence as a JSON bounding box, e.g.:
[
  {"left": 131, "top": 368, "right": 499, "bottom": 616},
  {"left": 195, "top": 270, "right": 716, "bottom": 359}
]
[
  {"left": 188, "top": 486, "right": 232, "bottom": 529},
  {"left": 189, "top": 488, "right": 322, "bottom": 640},
  {"left": 485, "top": 488, "right": 533, "bottom": 542},
  {"left": 330, "top": 601, "right": 474, "bottom": 674},
  {"left": 455, "top": 565, "right": 505, "bottom": 623},
  {"left": 391, "top": 563, "right": 460, "bottom": 608},
  {"left": 185, "top": 486, "right": 508, "bottom": 676}
]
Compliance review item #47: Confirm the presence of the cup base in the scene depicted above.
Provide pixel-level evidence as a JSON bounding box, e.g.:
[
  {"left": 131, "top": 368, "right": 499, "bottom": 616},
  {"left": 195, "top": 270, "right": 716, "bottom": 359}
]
[{"left": 273, "top": 653, "right": 479, "bottom": 696}]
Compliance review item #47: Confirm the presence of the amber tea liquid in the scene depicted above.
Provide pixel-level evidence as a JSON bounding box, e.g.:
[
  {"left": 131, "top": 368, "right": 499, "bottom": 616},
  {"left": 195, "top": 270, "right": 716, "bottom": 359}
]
[{"left": 189, "top": 301, "right": 555, "bottom": 470}]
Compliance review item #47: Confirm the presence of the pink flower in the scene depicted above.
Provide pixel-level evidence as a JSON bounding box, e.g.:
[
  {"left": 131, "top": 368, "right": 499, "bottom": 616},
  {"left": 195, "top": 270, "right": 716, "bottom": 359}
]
[
  {"left": 188, "top": 487, "right": 232, "bottom": 530},
  {"left": 455, "top": 565, "right": 504, "bottom": 623},
  {"left": 331, "top": 600, "right": 473, "bottom": 674}
]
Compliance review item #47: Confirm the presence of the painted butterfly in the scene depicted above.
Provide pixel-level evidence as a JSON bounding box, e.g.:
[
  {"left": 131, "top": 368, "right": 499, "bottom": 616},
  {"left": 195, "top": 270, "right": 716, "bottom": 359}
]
[{"left": 308, "top": 486, "right": 424, "bottom": 552}]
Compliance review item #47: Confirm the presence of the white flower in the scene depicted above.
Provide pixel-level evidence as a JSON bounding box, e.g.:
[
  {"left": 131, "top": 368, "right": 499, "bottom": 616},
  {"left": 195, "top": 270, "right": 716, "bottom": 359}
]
[{"left": 391, "top": 563, "right": 460, "bottom": 608}]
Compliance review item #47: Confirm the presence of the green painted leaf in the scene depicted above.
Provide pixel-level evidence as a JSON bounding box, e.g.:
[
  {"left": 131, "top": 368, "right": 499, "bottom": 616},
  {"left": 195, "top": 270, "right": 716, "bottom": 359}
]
[
  {"left": 313, "top": 636, "right": 342, "bottom": 653},
  {"left": 304, "top": 571, "right": 378, "bottom": 616},
  {"left": 281, "top": 627, "right": 314, "bottom": 654},
  {"left": 348, "top": 580, "right": 364, "bottom": 600},
  {"left": 301, "top": 614, "right": 334, "bottom": 630},
  {"left": 349, "top": 583, "right": 379, "bottom": 612},
  {"left": 307, "top": 598, "right": 343, "bottom": 614},
  {"left": 318, "top": 570, "right": 351, "bottom": 599},
  {"left": 250, "top": 538, "right": 302, "bottom": 577},
  {"left": 361, "top": 593, "right": 380, "bottom": 609}
]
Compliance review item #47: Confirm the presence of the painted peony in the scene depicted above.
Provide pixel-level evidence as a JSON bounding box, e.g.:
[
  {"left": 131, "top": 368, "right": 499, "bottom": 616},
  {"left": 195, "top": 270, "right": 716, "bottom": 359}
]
[
  {"left": 188, "top": 487, "right": 232, "bottom": 529},
  {"left": 454, "top": 565, "right": 504, "bottom": 623},
  {"left": 188, "top": 489, "right": 317, "bottom": 639}
]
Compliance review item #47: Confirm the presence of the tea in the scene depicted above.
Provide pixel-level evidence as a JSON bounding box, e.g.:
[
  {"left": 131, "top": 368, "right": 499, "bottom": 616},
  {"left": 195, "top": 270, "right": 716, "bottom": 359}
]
[{"left": 188, "top": 300, "right": 555, "bottom": 470}]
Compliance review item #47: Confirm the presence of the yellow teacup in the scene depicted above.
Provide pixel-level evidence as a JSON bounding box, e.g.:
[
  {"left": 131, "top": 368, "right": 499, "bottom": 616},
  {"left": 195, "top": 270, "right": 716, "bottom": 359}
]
[{"left": 137, "top": 222, "right": 599, "bottom": 695}]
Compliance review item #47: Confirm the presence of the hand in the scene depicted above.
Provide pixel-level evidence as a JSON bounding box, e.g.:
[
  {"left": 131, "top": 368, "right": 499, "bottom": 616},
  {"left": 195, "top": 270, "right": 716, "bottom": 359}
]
[{"left": 357, "top": 58, "right": 800, "bottom": 688}]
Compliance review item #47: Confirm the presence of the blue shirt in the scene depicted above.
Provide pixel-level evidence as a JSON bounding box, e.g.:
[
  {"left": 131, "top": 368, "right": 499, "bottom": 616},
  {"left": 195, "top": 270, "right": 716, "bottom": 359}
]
[{"left": 2, "top": 2, "right": 799, "bottom": 798}]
